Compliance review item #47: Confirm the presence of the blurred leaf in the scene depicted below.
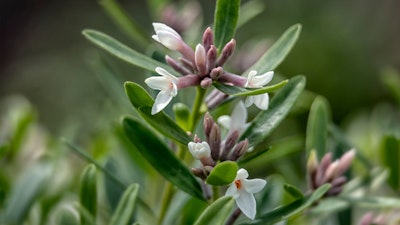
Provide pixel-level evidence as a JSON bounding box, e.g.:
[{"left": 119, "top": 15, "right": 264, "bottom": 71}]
[
  {"left": 75, "top": 203, "right": 96, "bottom": 225},
  {"left": 173, "top": 103, "right": 191, "bottom": 131},
  {"left": 0, "top": 142, "right": 10, "bottom": 158},
  {"left": 311, "top": 198, "right": 349, "bottom": 214},
  {"left": 83, "top": 30, "right": 167, "bottom": 73},
  {"left": 99, "top": 0, "right": 149, "bottom": 46},
  {"left": 3, "top": 160, "right": 52, "bottom": 225},
  {"left": 56, "top": 208, "right": 80, "bottom": 225},
  {"left": 306, "top": 96, "right": 330, "bottom": 159},
  {"left": 206, "top": 161, "right": 238, "bottom": 186},
  {"left": 237, "top": 0, "right": 265, "bottom": 28},
  {"left": 381, "top": 67, "right": 400, "bottom": 105},
  {"left": 9, "top": 108, "right": 35, "bottom": 158},
  {"left": 241, "top": 75, "right": 306, "bottom": 147},
  {"left": 213, "top": 0, "right": 240, "bottom": 50},
  {"left": 79, "top": 164, "right": 97, "bottom": 225},
  {"left": 283, "top": 184, "right": 304, "bottom": 199},
  {"left": 213, "top": 80, "right": 288, "bottom": 96},
  {"left": 338, "top": 196, "right": 400, "bottom": 208},
  {"left": 110, "top": 184, "right": 139, "bottom": 225},
  {"left": 122, "top": 117, "right": 205, "bottom": 201},
  {"left": 124, "top": 82, "right": 192, "bottom": 145},
  {"left": 241, "top": 184, "right": 331, "bottom": 225},
  {"left": 244, "top": 24, "right": 302, "bottom": 75},
  {"left": 193, "top": 196, "right": 234, "bottom": 225},
  {"left": 380, "top": 135, "right": 400, "bottom": 191}
]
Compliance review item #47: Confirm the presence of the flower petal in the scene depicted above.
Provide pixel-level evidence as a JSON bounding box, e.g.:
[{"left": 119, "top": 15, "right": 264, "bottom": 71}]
[
  {"left": 231, "top": 101, "right": 247, "bottom": 132},
  {"left": 152, "top": 90, "right": 174, "bottom": 114},
  {"left": 242, "top": 178, "right": 267, "bottom": 193},
  {"left": 225, "top": 183, "right": 240, "bottom": 199},
  {"left": 251, "top": 71, "right": 274, "bottom": 87},
  {"left": 236, "top": 168, "right": 249, "bottom": 180},
  {"left": 155, "top": 31, "right": 182, "bottom": 50},
  {"left": 244, "top": 96, "right": 254, "bottom": 107},
  {"left": 145, "top": 76, "right": 170, "bottom": 91},
  {"left": 217, "top": 115, "right": 231, "bottom": 130},
  {"left": 236, "top": 190, "right": 257, "bottom": 220},
  {"left": 155, "top": 67, "right": 178, "bottom": 81},
  {"left": 245, "top": 70, "right": 258, "bottom": 87},
  {"left": 253, "top": 93, "right": 269, "bottom": 110},
  {"left": 152, "top": 23, "right": 181, "bottom": 39}
]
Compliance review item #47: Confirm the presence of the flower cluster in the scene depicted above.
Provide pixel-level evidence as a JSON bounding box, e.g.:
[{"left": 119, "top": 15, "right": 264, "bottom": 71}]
[
  {"left": 307, "top": 149, "right": 356, "bottom": 196},
  {"left": 145, "top": 23, "right": 274, "bottom": 114}
]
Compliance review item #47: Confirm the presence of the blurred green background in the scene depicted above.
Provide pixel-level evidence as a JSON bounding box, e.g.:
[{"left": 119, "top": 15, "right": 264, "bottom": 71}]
[{"left": 1, "top": 0, "right": 399, "bottom": 134}]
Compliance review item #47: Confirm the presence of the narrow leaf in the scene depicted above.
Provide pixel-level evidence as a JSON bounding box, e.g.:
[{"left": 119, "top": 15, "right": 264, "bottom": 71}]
[
  {"left": 213, "top": 0, "right": 241, "bottom": 50},
  {"left": 83, "top": 29, "right": 167, "bottom": 72},
  {"left": 173, "top": 103, "right": 191, "bottom": 131},
  {"left": 381, "top": 135, "right": 400, "bottom": 190},
  {"left": 283, "top": 184, "right": 304, "bottom": 199},
  {"left": 242, "top": 184, "right": 330, "bottom": 225},
  {"left": 237, "top": 0, "right": 265, "bottom": 28},
  {"left": 213, "top": 80, "right": 288, "bottom": 96},
  {"left": 206, "top": 161, "right": 238, "bottom": 186},
  {"left": 241, "top": 75, "right": 306, "bottom": 147},
  {"left": 194, "top": 196, "right": 234, "bottom": 225},
  {"left": 244, "top": 24, "right": 302, "bottom": 75},
  {"left": 306, "top": 96, "right": 330, "bottom": 159},
  {"left": 124, "top": 82, "right": 191, "bottom": 144},
  {"left": 110, "top": 184, "right": 139, "bottom": 225},
  {"left": 123, "top": 117, "right": 205, "bottom": 200},
  {"left": 79, "top": 164, "right": 97, "bottom": 225},
  {"left": 56, "top": 208, "right": 80, "bottom": 225}
]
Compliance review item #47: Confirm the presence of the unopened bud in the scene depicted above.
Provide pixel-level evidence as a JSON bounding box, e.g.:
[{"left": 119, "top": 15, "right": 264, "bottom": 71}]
[
  {"left": 316, "top": 152, "right": 332, "bottom": 186},
  {"left": 210, "top": 67, "right": 224, "bottom": 80},
  {"left": 203, "top": 112, "right": 214, "bottom": 137},
  {"left": 220, "top": 131, "right": 239, "bottom": 161},
  {"left": 166, "top": 55, "right": 191, "bottom": 75},
  {"left": 192, "top": 167, "right": 207, "bottom": 179},
  {"left": 206, "top": 45, "right": 217, "bottom": 72},
  {"left": 200, "top": 77, "right": 213, "bottom": 88},
  {"left": 307, "top": 150, "right": 319, "bottom": 174},
  {"left": 229, "top": 139, "right": 249, "bottom": 161},
  {"left": 217, "top": 39, "right": 236, "bottom": 66},
  {"left": 209, "top": 123, "right": 221, "bottom": 160},
  {"left": 202, "top": 27, "right": 214, "bottom": 51},
  {"left": 335, "top": 149, "right": 355, "bottom": 177},
  {"left": 323, "top": 160, "right": 339, "bottom": 183},
  {"left": 195, "top": 44, "right": 207, "bottom": 75},
  {"left": 188, "top": 141, "right": 211, "bottom": 159}
]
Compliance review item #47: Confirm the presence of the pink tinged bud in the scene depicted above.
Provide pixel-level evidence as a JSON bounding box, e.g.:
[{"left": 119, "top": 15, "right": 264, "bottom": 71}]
[
  {"left": 335, "top": 149, "right": 356, "bottom": 177},
  {"left": 229, "top": 139, "right": 249, "bottom": 161},
  {"left": 179, "top": 57, "right": 195, "bottom": 71},
  {"left": 331, "top": 176, "right": 347, "bottom": 188},
  {"left": 203, "top": 112, "right": 215, "bottom": 137},
  {"left": 327, "top": 186, "right": 343, "bottom": 196},
  {"left": 358, "top": 212, "right": 375, "bottom": 225},
  {"left": 206, "top": 45, "right": 217, "bottom": 72},
  {"left": 217, "top": 39, "right": 236, "bottom": 66},
  {"left": 178, "top": 43, "right": 196, "bottom": 64},
  {"left": 192, "top": 167, "right": 207, "bottom": 179},
  {"left": 210, "top": 67, "right": 224, "bottom": 80},
  {"left": 206, "top": 91, "right": 228, "bottom": 110},
  {"left": 221, "top": 131, "right": 239, "bottom": 161},
  {"left": 316, "top": 152, "right": 332, "bottom": 186},
  {"left": 323, "top": 160, "right": 339, "bottom": 183},
  {"left": 218, "top": 72, "right": 247, "bottom": 87},
  {"left": 200, "top": 77, "right": 213, "bottom": 88},
  {"left": 202, "top": 27, "right": 214, "bottom": 51},
  {"left": 195, "top": 44, "right": 207, "bottom": 75},
  {"left": 188, "top": 141, "right": 211, "bottom": 159},
  {"left": 209, "top": 123, "right": 221, "bottom": 160},
  {"left": 177, "top": 74, "right": 201, "bottom": 88},
  {"left": 166, "top": 55, "right": 191, "bottom": 75}
]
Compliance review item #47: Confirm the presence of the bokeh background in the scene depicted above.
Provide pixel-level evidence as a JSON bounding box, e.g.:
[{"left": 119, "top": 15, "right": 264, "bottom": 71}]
[{"left": 1, "top": 0, "right": 400, "bottom": 133}]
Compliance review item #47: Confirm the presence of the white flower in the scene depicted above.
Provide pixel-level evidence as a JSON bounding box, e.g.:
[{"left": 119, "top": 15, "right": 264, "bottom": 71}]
[
  {"left": 244, "top": 70, "right": 274, "bottom": 110},
  {"left": 188, "top": 141, "right": 211, "bottom": 159},
  {"left": 152, "top": 23, "right": 183, "bottom": 50},
  {"left": 225, "top": 168, "right": 266, "bottom": 220},
  {"left": 145, "top": 67, "right": 178, "bottom": 115},
  {"left": 218, "top": 101, "right": 248, "bottom": 135}
]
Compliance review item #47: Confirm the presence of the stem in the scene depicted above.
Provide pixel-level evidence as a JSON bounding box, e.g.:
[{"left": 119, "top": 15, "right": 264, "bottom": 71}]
[
  {"left": 158, "top": 183, "right": 175, "bottom": 225},
  {"left": 225, "top": 208, "right": 242, "bottom": 225},
  {"left": 212, "top": 185, "right": 219, "bottom": 201},
  {"left": 189, "top": 87, "right": 207, "bottom": 132}
]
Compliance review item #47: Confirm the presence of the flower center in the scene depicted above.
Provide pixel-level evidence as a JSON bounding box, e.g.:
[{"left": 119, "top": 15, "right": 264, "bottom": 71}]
[{"left": 235, "top": 180, "right": 242, "bottom": 189}]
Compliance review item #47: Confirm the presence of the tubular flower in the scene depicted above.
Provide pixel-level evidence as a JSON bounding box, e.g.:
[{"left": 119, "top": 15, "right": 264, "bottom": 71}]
[
  {"left": 225, "top": 168, "right": 266, "bottom": 220},
  {"left": 218, "top": 101, "right": 249, "bottom": 136},
  {"left": 245, "top": 70, "right": 274, "bottom": 110},
  {"left": 188, "top": 141, "right": 211, "bottom": 159},
  {"left": 145, "top": 67, "right": 178, "bottom": 115},
  {"left": 152, "top": 23, "right": 183, "bottom": 51}
]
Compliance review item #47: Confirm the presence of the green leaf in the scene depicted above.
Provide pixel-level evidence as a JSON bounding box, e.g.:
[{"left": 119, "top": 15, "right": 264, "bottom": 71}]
[
  {"left": 213, "top": 80, "right": 288, "bottom": 96},
  {"left": 306, "top": 96, "right": 330, "bottom": 159},
  {"left": 241, "top": 76, "right": 306, "bottom": 147},
  {"left": 173, "top": 103, "right": 191, "bottom": 131},
  {"left": 56, "top": 208, "right": 80, "bottom": 225},
  {"left": 82, "top": 29, "right": 167, "bottom": 72},
  {"left": 206, "top": 161, "right": 238, "bottom": 186},
  {"left": 242, "top": 184, "right": 330, "bottom": 225},
  {"left": 213, "top": 0, "right": 241, "bottom": 50},
  {"left": 194, "top": 196, "right": 235, "bottom": 225},
  {"left": 244, "top": 24, "right": 302, "bottom": 75},
  {"left": 79, "top": 164, "right": 97, "bottom": 225},
  {"left": 122, "top": 117, "right": 205, "bottom": 200},
  {"left": 237, "top": 0, "right": 265, "bottom": 28},
  {"left": 283, "top": 184, "right": 304, "bottom": 199},
  {"left": 110, "top": 184, "right": 139, "bottom": 225},
  {"left": 124, "top": 82, "right": 191, "bottom": 145},
  {"left": 3, "top": 161, "right": 52, "bottom": 225},
  {"left": 381, "top": 135, "right": 400, "bottom": 190}
]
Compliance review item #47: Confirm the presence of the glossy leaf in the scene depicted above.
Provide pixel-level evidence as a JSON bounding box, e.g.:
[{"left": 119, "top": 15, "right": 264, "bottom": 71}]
[
  {"left": 79, "top": 164, "right": 97, "bottom": 225},
  {"left": 122, "top": 117, "right": 205, "bottom": 200},
  {"left": 244, "top": 24, "right": 302, "bottom": 75},
  {"left": 306, "top": 96, "right": 330, "bottom": 159},
  {"left": 213, "top": 80, "right": 288, "bottom": 96},
  {"left": 213, "top": 0, "right": 240, "bottom": 50},
  {"left": 241, "top": 184, "right": 330, "bottom": 225},
  {"left": 241, "top": 75, "right": 306, "bottom": 147},
  {"left": 83, "top": 30, "right": 167, "bottom": 72},
  {"left": 381, "top": 135, "right": 400, "bottom": 190},
  {"left": 124, "top": 82, "right": 191, "bottom": 144},
  {"left": 206, "top": 161, "right": 238, "bottom": 186},
  {"left": 3, "top": 161, "right": 52, "bottom": 225},
  {"left": 194, "top": 196, "right": 234, "bottom": 225},
  {"left": 283, "top": 184, "right": 304, "bottom": 199},
  {"left": 110, "top": 184, "right": 139, "bottom": 225}
]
